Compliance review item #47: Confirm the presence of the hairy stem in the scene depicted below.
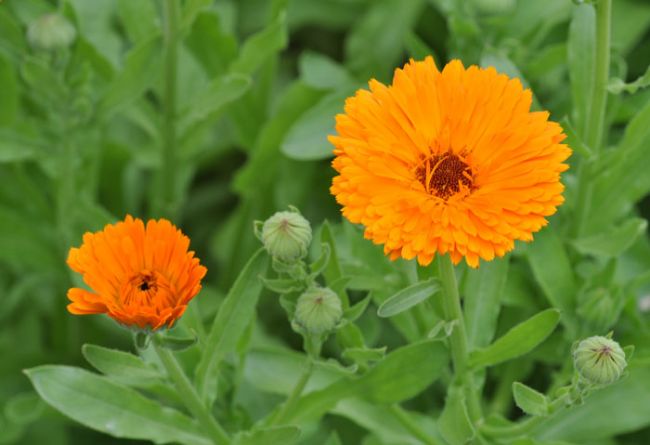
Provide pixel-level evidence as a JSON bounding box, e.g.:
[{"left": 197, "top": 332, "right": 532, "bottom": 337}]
[
  {"left": 268, "top": 358, "right": 314, "bottom": 425},
  {"left": 437, "top": 254, "right": 482, "bottom": 422},
  {"left": 389, "top": 404, "right": 442, "bottom": 445},
  {"left": 153, "top": 338, "right": 230, "bottom": 445}
]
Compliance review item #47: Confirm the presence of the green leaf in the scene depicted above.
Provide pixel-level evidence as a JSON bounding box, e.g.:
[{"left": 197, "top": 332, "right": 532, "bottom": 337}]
[
  {"left": 281, "top": 89, "right": 350, "bottom": 161},
  {"left": 538, "top": 364, "right": 650, "bottom": 441},
  {"left": 261, "top": 277, "right": 304, "bottom": 294},
  {"left": 4, "top": 392, "right": 44, "bottom": 425},
  {"left": 285, "top": 340, "right": 448, "bottom": 422},
  {"left": 512, "top": 382, "right": 549, "bottom": 416},
  {"left": 469, "top": 309, "right": 560, "bottom": 369},
  {"left": 344, "top": 294, "right": 371, "bottom": 322},
  {"left": 377, "top": 278, "right": 440, "bottom": 318},
  {"left": 116, "top": 0, "right": 158, "bottom": 43},
  {"left": 309, "top": 243, "right": 331, "bottom": 277},
  {"left": 229, "top": 12, "right": 288, "bottom": 75},
  {"left": 342, "top": 347, "right": 386, "bottom": 365},
  {"left": 567, "top": 3, "right": 596, "bottom": 136},
  {"left": 82, "top": 344, "right": 162, "bottom": 386},
  {"left": 560, "top": 116, "right": 592, "bottom": 159},
  {"left": 298, "top": 51, "right": 355, "bottom": 90},
  {"left": 233, "top": 426, "right": 300, "bottom": 445},
  {"left": 404, "top": 31, "right": 436, "bottom": 61},
  {"left": 572, "top": 218, "right": 648, "bottom": 257},
  {"left": 25, "top": 366, "right": 210, "bottom": 445},
  {"left": 0, "top": 129, "right": 42, "bottom": 163},
  {"left": 0, "top": 54, "right": 18, "bottom": 126},
  {"left": 178, "top": 73, "right": 251, "bottom": 136},
  {"left": 526, "top": 227, "right": 577, "bottom": 318},
  {"left": 195, "top": 248, "right": 269, "bottom": 403},
  {"left": 609, "top": 65, "right": 650, "bottom": 94},
  {"left": 97, "top": 35, "right": 163, "bottom": 118},
  {"left": 438, "top": 385, "right": 475, "bottom": 445},
  {"left": 155, "top": 334, "right": 198, "bottom": 352},
  {"left": 464, "top": 257, "right": 509, "bottom": 349}
]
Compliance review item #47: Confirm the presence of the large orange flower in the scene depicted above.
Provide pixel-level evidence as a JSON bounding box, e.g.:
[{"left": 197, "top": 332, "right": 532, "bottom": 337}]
[
  {"left": 66, "top": 216, "right": 207, "bottom": 329},
  {"left": 330, "top": 57, "right": 571, "bottom": 268}
]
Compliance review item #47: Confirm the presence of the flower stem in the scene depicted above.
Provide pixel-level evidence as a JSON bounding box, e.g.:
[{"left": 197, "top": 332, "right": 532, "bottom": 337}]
[
  {"left": 573, "top": 0, "right": 611, "bottom": 236},
  {"left": 480, "top": 395, "right": 568, "bottom": 439},
  {"left": 389, "top": 404, "right": 442, "bottom": 445},
  {"left": 153, "top": 338, "right": 230, "bottom": 445},
  {"left": 160, "top": 0, "right": 179, "bottom": 219},
  {"left": 437, "top": 254, "right": 482, "bottom": 422},
  {"left": 268, "top": 358, "right": 314, "bottom": 425}
]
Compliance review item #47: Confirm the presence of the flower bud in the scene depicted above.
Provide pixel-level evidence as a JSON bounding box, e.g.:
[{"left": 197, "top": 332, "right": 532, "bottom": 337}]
[
  {"left": 27, "top": 14, "right": 76, "bottom": 51},
  {"left": 573, "top": 336, "right": 626, "bottom": 386},
  {"left": 260, "top": 209, "right": 312, "bottom": 262},
  {"left": 294, "top": 287, "right": 342, "bottom": 335}
]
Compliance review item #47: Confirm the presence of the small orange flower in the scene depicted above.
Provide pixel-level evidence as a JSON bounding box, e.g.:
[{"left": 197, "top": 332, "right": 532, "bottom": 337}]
[
  {"left": 330, "top": 57, "right": 571, "bottom": 268},
  {"left": 66, "top": 216, "right": 207, "bottom": 329}
]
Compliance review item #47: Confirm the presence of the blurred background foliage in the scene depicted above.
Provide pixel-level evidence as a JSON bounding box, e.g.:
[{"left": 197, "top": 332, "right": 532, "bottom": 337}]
[{"left": 0, "top": 0, "right": 650, "bottom": 444}]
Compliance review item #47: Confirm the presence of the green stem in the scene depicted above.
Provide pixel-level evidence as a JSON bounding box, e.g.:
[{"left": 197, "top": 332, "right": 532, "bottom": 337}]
[
  {"left": 480, "top": 395, "right": 568, "bottom": 439},
  {"left": 573, "top": 0, "right": 611, "bottom": 236},
  {"left": 153, "top": 338, "right": 230, "bottom": 445},
  {"left": 389, "top": 404, "right": 442, "bottom": 445},
  {"left": 160, "top": 0, "right": 179, "bottom": 219},
  {"left": 437, "top": 254, "right": 482, "bottom": 422},
  {"left": 269, "top": 358, "right": 314, "bottom": 425}
]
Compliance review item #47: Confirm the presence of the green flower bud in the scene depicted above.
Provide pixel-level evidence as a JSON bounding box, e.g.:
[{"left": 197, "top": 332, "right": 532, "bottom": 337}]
[
  {"left": 260, "top": 209, "right": 312, "bottom": 262},
  {"left": 573, "top": 336, "right": 626, "bottom": 386},
  {"left": 27, "top": 14, "right": 76, "bottom": 51},
  {"left": 294, "top": 287, "right": 342, "bottom": 335}
]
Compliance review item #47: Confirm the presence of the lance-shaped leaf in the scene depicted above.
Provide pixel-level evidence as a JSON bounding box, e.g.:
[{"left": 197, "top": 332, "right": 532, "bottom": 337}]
[
  {"left": 377, "top": 279, "right": 440, "bottom": 318},
  {"left": 233, "top": 426, "right": 300, "bottom": 445},
  {"left": 513, "top": 382, "right": 549, "bottom": 417},
  {"left": 195, "top": 249, "right": 269, "bottom": 403},
  {"left": 469, "top": 309, "right": 560, "bottom": 369},
  {"left": 25, "top": 366, "right": 211, "bottom": 445},
  {"left": 572, "top": 218, "right": 648, "bottom": 257}
]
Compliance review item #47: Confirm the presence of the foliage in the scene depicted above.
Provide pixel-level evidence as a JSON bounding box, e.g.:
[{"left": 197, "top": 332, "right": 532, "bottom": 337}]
[{"left": 0, "top": 0, "right": 649, "bottom": 444}]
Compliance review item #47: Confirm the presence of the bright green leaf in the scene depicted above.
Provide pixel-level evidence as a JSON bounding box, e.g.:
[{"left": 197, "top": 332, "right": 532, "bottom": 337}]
[
  {"left": 513, "top": 382, "right": 549, "bottom": 416},
  {"left": 572, "top": 218, "right": 648, "bottom": 257},
  {"left": 470, "top": 309, "right": 561, "bottom": 369},
  {"left": 377, "top": 279, "right": 441, "bottom": 318},
  {"left": 26, "top": 366, "right": 211, "bottom": 445},
  {"left": 438, "top": 385, "right": 475, "bottom": 445},
  {"left": 230, "top": 13, "right": 288, "bottom": 75},
  {"left": 299, "top": 51, "right": 355, "bottom": 90},
  {"left": 82, "top": 344, "right": 162, "bottom": 386},
  {"left": 195, "top": 248, "right": 269, "bottom": 403}
]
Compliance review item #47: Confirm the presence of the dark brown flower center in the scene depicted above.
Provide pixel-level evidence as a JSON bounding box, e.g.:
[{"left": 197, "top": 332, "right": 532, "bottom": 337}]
[{"left": 416, "top": 153, "right": 474, "bottom": 199}]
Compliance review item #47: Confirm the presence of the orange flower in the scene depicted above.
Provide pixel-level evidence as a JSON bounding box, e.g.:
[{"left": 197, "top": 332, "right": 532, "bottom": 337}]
[
  {"left": 330, "top": 57, "right": 571, "bottom": 268},
  {"left": 66, "top": 216, "right": 207, "bottom": 329}
]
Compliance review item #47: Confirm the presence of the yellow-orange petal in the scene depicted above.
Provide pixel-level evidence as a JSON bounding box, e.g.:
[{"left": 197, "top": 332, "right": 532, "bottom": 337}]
[
  {"left": 65, "top": 215, "right": 206, "bottom": 329},
  {"left": 330, "top": 57, "right": 571, "bottom": 267}
]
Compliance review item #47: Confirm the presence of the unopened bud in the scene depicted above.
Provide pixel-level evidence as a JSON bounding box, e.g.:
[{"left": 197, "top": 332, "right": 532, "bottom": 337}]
[
  {"left": 573, "top": 336, "right": 626, "bottom": 386},
  {"left": 27, "top": 14, "right": 76, "bottom": 51},
  {"left": 294, "top": 287, "right": 342, "bottom": 335},
  {"left": 260, "top": 209, "right": 312, "bottom": 262}
]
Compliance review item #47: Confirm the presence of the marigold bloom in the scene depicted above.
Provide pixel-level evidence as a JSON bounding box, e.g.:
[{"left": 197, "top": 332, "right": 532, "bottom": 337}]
[
  {"left": 330, "top": 57, "right": 571, "bottom": 267},
  {"left": 66, "top": 216, "right": 207, "bottom": 329}
]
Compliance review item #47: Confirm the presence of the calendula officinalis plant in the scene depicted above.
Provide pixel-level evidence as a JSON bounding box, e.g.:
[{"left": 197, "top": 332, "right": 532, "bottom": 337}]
[{"left": 0, "top": 0, "right": 649, "bottom": 444}]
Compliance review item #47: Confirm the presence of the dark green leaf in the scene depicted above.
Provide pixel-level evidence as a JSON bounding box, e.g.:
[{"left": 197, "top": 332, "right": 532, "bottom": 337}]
[
  {"left": 464, "top": 257, "right": 509, "bottom": 349},
  {"left": 281, "top": 89, "right": 351, "bottom": 161},
  {"left": 97, "top": 35, "right": 163, "bottom": 117},
  {"left": 233, "top": 426, "right": 300, "bottom": 445}
]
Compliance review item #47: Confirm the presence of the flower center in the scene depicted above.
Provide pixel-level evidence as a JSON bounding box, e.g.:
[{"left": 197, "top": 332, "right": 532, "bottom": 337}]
[{"left": 416, "top": 153, "right": 474, "bottom": 199}]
